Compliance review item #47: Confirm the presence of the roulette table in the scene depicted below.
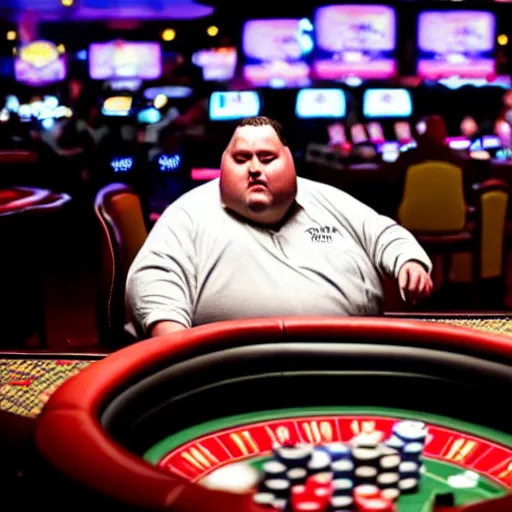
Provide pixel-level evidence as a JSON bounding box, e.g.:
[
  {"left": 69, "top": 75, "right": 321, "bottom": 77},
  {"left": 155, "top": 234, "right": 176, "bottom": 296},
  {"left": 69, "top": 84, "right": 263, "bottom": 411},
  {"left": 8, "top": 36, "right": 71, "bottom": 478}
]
[{"left": 2, "top": 314, "right": 512, "bottom": 511}]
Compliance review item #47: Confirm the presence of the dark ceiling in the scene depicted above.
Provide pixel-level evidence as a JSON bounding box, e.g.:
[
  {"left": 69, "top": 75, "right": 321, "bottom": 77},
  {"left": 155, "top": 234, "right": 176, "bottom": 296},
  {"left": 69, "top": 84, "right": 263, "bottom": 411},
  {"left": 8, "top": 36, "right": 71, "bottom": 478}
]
[{"left": 0, "top": 0, "right": 215, "bottom": 20}]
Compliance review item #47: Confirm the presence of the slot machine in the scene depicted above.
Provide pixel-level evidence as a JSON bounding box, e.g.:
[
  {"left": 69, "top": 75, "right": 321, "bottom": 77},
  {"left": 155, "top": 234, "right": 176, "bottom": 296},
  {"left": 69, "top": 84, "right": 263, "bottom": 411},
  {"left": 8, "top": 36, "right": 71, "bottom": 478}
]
[
  {"left": 362, "top": 88, "right": 414, "bottom": 159},
  {"left": 294, "top": 88, "right": 348, "bottom": 155}
]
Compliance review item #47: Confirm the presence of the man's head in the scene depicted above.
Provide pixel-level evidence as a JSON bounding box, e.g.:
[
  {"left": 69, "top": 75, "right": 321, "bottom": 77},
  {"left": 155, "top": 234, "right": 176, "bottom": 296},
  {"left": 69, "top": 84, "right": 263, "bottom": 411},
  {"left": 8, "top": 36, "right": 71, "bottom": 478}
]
[
  {"left": 460, "top": 116, "right": 478, "bottom": 138},
  {"left": 424, "top": 115, "right": 448, "bottom": 144},
  {"left": 219, "top": 116, "right": 297, "bottom": 225}
]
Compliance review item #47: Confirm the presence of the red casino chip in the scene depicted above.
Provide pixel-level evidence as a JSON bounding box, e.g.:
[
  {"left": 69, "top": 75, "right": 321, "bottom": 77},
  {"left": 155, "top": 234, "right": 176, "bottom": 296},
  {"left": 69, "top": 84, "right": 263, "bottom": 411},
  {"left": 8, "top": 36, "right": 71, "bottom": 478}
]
[
  {"left": 307, "top": 472, "right": 333, "bottom": 489},
  {"left": 354, "top": 484, "right": 396, "bottom": 511},
  {"left": 357, "top": 498, "right": 396, "bottom": 511},
  {"left": 291, "top": 497, "right": 326, "bottom": 511}
]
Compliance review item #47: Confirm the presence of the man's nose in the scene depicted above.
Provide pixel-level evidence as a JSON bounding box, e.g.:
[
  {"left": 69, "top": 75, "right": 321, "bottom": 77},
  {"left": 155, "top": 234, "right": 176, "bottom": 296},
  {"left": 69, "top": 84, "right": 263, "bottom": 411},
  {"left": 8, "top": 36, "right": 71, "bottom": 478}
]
[{"left": 248, "top": 159, "right": 262, "bottom": 176}]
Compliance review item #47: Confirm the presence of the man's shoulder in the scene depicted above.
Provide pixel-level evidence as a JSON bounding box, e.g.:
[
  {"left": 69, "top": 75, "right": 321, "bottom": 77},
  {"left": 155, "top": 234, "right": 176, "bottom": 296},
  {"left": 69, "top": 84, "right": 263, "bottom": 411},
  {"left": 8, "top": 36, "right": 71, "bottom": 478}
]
[
  {"left": 170, "top": 179, "right": 219, "bottom": 209},
  {"left": 297, "top": 177, "right": 354, "bottom": 203},
  {"left": 297, "top": 177, "right": 372, "bottom": 218},
  {"left": 158, "top": 179, "right": 220, "bottom": 222}
]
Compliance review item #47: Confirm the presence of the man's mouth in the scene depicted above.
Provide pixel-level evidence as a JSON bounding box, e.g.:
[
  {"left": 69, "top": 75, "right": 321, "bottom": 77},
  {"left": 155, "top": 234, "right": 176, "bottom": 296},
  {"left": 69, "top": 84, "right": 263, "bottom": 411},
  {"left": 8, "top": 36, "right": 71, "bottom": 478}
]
[{"left": 249, "top": 181, "right": 266, "bottom": 188}]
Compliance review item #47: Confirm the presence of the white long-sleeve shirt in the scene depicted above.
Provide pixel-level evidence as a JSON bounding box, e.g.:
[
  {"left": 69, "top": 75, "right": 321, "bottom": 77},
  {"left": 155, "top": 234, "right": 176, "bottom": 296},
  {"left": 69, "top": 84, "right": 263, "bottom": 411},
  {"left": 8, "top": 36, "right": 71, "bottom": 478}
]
[{"left": 125, "top": 177, "right": 432, "bottom": 338}]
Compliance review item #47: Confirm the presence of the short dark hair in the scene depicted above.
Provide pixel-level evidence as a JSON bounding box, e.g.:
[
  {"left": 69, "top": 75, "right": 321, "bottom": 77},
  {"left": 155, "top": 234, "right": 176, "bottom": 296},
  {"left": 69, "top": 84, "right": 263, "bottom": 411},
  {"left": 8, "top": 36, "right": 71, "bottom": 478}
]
[{"left": 236, "top": 116, "right": 288, "bottom": 146}]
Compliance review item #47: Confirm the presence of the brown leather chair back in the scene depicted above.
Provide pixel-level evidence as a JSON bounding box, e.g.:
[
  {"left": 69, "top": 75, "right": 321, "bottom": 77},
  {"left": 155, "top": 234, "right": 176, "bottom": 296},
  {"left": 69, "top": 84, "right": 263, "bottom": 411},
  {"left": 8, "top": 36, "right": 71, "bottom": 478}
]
[{"left": 94, "top": 183, "right": 148, "bottom": 347}]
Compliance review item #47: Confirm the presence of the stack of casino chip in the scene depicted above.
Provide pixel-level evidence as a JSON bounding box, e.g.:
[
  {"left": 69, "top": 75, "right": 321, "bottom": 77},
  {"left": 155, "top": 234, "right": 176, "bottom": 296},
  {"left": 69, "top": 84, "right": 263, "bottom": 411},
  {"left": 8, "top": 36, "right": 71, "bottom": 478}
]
[
  {"left": 323, "top": 443, "right": 356, "bottom": 511},
  {"left": 350, "top": 437, "right": 402, "bottom": 503},
  {"left": 386, "top": 420, "right": 428, "bottom": 495},
  {"left": 350, "top": 437, "right": 383, "bottom": 488},
  {"left": 376, "top": 445, "right": 402, "bottom": 502},
  {"left": 290, "top": 474, "right": 332, "bottom": 512},
  {"left": 253, "top": 444, "right": 313, "bottom": 510},
  {"left": 291, "top": 472, "right": 354, "bottom": 512},
  {"left": 253, "top": 460, "right": 291, "bottom": 510},
  {"left": 275, "top": 444, "right": 313, "bottom": 488},
  {"left": 252, "top": 420, "right": 426, "bottom": 511},
  {"left": 353, "top": 484, "right": 397, "bottom": 511}
]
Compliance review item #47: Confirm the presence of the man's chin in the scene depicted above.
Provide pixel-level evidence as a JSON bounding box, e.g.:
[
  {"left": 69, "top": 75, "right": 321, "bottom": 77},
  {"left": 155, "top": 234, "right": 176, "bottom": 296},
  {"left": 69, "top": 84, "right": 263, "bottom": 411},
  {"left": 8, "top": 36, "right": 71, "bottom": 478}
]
[{"left": 247, "top": 198, "right": 270, "bottom": 213}]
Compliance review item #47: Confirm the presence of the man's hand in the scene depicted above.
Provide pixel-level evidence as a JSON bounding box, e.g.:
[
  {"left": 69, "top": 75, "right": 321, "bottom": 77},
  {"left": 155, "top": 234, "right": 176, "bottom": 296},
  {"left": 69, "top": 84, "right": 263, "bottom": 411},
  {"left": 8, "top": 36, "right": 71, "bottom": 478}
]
[{"left": 398, "top": 261, "right": 433, "bottom": 303}]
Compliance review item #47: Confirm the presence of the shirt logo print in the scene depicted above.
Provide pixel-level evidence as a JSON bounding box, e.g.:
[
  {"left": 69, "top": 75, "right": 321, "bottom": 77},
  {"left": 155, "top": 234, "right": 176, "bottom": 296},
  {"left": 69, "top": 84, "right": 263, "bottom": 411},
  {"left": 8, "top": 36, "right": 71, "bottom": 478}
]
[{"left": 305, "top": 225, "right": 339, "bottom": 243}]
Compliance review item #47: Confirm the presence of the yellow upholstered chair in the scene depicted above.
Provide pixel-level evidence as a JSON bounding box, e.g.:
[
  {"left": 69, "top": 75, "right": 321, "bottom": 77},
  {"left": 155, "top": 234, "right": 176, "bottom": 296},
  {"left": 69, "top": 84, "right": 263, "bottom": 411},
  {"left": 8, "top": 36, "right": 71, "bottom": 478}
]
[
  {"left": 474, "top": 179, "right": 510, "bottom": 282},
  {"left": 449, "top": 179, "right": 510, "bottom": 307},
  {"left": 397, "top": 160, "right": 476, "bottom": 286},
  {"left": 94, "top": 183, "right": 148, "bottom": 347},
  {"left": 397, "top": 160, "right": 468, "bottom": 232}
]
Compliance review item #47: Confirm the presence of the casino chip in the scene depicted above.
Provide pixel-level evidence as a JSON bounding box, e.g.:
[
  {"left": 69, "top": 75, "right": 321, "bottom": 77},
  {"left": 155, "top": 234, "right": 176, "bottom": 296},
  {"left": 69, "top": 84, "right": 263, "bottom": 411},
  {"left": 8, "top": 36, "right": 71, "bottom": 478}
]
[
  {"left": 447, "top": 470, "right": 480, "bottom": 489},
  {"left": 199, "top": 461, "right": 260, "bottom": 493},
  {"left": 250, "top": 419, "right": 427, "bottom": 511},
  {"left": 392, "top": 421, "right": 427, "bottom": 443},
  {"left": 354, "top": 485, "right": 396, "bottom": 511}
]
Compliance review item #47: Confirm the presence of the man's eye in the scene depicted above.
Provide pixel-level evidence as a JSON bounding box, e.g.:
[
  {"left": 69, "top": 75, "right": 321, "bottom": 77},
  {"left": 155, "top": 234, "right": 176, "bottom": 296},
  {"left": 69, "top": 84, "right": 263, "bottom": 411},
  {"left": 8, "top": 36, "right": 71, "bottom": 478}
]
[{"left": 260, "top": 156, "right": 275, "bottom": 163}]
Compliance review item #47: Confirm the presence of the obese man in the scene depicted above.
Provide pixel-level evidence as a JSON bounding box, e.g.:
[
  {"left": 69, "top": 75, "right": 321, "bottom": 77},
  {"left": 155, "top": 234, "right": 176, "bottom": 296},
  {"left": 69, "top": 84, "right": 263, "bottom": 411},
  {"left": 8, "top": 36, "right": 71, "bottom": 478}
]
[{"left": 125, "top": 116, "right": 433, "bottom": 339}]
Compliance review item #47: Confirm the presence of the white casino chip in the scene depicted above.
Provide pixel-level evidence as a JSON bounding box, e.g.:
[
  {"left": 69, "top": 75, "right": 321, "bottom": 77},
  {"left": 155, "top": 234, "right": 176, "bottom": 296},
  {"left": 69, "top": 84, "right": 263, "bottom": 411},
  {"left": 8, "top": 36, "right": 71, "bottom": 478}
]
[
  {"left": 382, "top": 488, "right": 400, "bottom": 501},
  {"left": 199, "top": 462, "right": 260, "bottom": 493},
  {"left": 393, "top": 421, "right": 427, "bottom": 441},
  {"left": 448, "top": 471, "right": 480, "bottom": 489},
  {"left": 352, "top": 431, "right": 384, "bottom": 445}
]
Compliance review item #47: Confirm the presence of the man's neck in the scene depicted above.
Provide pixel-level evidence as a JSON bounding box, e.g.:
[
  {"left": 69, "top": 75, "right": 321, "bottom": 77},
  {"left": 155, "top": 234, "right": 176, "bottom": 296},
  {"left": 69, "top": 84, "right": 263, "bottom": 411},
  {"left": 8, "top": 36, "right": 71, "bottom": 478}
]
[
  {"left": 225, "top": 201, "right": 300, "bottom": 232},
  {"left": 265, "top": 201, "right": 300, "bottom": 231}
]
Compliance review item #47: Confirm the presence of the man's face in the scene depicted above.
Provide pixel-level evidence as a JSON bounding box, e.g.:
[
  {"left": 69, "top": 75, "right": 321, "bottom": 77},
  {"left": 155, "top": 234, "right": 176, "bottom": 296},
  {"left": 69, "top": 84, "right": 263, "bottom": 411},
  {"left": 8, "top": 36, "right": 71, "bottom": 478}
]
[{"left": 220, "top": 125, "right": 297, "bottom": 225}]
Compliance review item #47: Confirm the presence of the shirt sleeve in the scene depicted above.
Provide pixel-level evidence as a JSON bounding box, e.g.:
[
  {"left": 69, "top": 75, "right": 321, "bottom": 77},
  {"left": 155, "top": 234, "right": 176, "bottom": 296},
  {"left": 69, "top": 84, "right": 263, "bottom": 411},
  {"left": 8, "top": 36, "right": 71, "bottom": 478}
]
[
  {"left": 332, "top": 190, "right": 433, "bottom": 278},
  {"left": 361, "top": 205, "right": 432, "bottom": 278},
  {"left": 125, "top": 204, "right": 197, "bottom": 336}
]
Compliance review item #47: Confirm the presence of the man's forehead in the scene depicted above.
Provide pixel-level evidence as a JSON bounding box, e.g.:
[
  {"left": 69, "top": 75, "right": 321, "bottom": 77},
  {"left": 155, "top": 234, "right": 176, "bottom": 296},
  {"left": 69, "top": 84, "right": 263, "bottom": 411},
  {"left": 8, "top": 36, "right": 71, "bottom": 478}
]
[{"left": 229, "top": 125, "right": 282, "bottom": 151}]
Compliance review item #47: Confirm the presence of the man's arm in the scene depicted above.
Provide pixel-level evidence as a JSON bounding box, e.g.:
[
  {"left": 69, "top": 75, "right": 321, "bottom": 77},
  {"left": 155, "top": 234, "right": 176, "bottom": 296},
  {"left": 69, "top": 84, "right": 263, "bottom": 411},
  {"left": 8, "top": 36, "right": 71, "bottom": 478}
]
[
  {"left": 334, "top": 190, "right": 433, "bottom": 278},
  {"left": 150, "top": 320, "right": 187, "bottom": 337},
  {"left": 354, "top": 200, "right": 434, "bottom": 301},
  {"left": 363, "top": 215, "right": 433, "bottom": 278},
  {"left": 125, "top": 205, "right": 197, "bottom": 338}
]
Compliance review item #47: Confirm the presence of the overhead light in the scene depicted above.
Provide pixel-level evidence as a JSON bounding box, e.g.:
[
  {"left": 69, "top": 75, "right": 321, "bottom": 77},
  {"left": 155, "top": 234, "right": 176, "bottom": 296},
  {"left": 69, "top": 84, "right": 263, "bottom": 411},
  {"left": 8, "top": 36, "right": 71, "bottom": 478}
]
[
  {"left": 498, "top": 34, "right": 508, "bottom": 46},
  {"left": 207, "top": 25, "right": 219, "bottom": 37},
  {"left": 162, "top": 29, "right": 176, "bottom": 41}
]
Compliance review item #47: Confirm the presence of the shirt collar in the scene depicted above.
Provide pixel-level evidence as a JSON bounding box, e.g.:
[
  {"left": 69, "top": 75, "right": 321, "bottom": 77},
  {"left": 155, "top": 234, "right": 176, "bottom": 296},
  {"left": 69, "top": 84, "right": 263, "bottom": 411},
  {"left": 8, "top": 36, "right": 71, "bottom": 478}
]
[{"left": 295, "top": 177, "right": 307, "bottom": 209}]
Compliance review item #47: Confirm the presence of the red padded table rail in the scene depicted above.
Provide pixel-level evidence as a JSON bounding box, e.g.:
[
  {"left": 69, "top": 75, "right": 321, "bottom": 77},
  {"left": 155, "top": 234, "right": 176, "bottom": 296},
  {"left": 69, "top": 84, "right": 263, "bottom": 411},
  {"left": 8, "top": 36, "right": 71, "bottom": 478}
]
[{"left": 34, "top": 317, "right": 512, "bottom": 511}]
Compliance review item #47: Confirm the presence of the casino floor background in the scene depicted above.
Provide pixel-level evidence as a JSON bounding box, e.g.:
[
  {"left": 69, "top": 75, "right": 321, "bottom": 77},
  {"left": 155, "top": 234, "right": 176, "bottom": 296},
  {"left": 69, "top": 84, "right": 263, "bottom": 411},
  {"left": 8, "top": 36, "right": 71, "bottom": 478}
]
[{"left": 0, "top": 0, "right": 512, "bottom": 351}]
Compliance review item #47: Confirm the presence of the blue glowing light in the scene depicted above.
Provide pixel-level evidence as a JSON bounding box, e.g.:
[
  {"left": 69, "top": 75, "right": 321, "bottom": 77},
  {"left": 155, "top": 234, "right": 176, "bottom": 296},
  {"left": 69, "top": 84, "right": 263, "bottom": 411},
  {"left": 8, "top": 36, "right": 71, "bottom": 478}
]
[
  {"left": 111, "top": 157, "right": 134, "bottom": 172},
  {"left": 158, "top": 153, "right": 181, "bottom": 172}
]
